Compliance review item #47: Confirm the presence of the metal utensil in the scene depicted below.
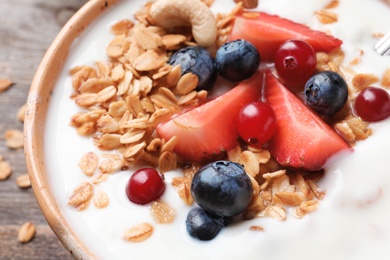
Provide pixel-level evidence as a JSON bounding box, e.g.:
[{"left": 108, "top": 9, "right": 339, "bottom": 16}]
[{"left": 375, "top": 32, "right": 390, "bottom": 55}]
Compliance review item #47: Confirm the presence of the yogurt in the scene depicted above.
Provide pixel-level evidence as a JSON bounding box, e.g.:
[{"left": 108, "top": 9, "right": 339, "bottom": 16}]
[{"left": 44, "top": 0, "right": 390, "bottom": 259}]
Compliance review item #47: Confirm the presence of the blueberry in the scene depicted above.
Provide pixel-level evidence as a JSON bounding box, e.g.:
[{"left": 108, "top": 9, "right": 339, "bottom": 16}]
[
  {"left": 215, "top": 39, "right": 260, "bottom": 82},
  {"left": 191, "top": 160, "right": 253, "bottom": 218},
  {"left": 186, "top": 207, "right": 226, "bottom": 241},
  {"left": 169, "top": 46, "right": 217, "bottom": 91},
  {"left": 304, "top": 71, "right": 348, "bottom": 117}
]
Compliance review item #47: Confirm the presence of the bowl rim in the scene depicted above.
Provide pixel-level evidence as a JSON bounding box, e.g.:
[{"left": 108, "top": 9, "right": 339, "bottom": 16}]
[{"left": 24, "top": 0, "right": 118, "bottom": 258}]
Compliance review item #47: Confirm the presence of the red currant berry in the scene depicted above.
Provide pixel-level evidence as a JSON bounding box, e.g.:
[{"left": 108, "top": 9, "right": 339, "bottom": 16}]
[
  {"left": 126, "top": 168, "right": 165, "bottom": 204},
  {"left": 274, "top": 40, "right": 316, "bottom": 86},
  {"left": 236, "top": 101, "right": 276, "bottom": 147},
  {"left": 354, "top": 87, "right": 390, "bottom": 122}
]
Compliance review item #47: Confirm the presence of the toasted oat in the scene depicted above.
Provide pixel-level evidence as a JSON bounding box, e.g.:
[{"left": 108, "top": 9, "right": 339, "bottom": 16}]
[
  {"left": 147, "top": 138, "right": 164, "bottom": 153},
  {"left": 175, "top": 72, "right": 199, "bottom": 95},
  {"left": 17, "top": 104, "right": 27, "bottom": 122},
  {"left": 96, "top": 61, "right": 112, "bottom": 78},
  {"left": 244, "top": 196, "right": 265, "bottom": 220},
  {"left": 93, "top": 190, "right": 110, "bottom": 209},
  {"left": 161, "top": 136, "right": 178, "bottom": 153},
  {"left": 291, "top": 174, "right": 312, "bottom": 199},
  {"left": 158, "top": 151, "right": 177, "bottom": 173},
  {"left": 16, "top": 174, "right": 31, "bottom": 189},
  {"left": 123, "top": 142, "right": 146, "bottom": 161},
  {"left": 149, "top": 108, "right": 171, "bottom": 124},
  {"left": 167, "top": 65, "right": 182, "bottom": 87},
  {"left": 18, "top": 222, "right": 36, "bottom": 243},
  {"left": 227, "top": 145, "right": 242, "bottom": 163},
  {"left": 249, "top": 225, "right": 264, "bottom": 232},
  {"left": 79, "top": 152, "right": 99, "bottom": 176},
  {"left": 239, "top": 151, "right": 259, "bottom": 177},
  {"left": 99, "top": 154, "right": 122, "bottom": 174},
  {"left": 111, "top": 64, "right": 125, "bottom": 82},
  {"left": 177, "top": 91, "right": 198, "bottom": 106},
  {"left": 324, "top": 0, "right": 339, "bottom": 9},
  {"left": 352, "top": 73, "right": 379, "bottom": 91},
  {"left": 234, "top": 0, "right": 258, "bottom": 9},
  {"left": 121, "top": 129, "right": 146, "bottom": 144},
  {"left": 176, "top": 180, "right": 193, "bottom": 205},
  {"left": 70, "top": 109, "right": 106, "bottom": 136},
  {"left": 315, "top": 10, "right": 338, "bottom": 24},
  {"left": 106, "top": 35, "right": 127, "bottom": 58},
  {"left": 123, "top": 223, "right": 153, "bottom": 242},
  {"left": 0, "top": 78, "right": 13, "bottom": 92},
  {"left": 97, "top": 114, "right": 120, "bottom": 133},
  {"left": 162, "top": 34, "right": 187, "bottom": 50},
  {"left": 307, "top": 180, "right": 326, "bottom": 200},
  {"left": 111, "top": 19, "right": 134, "bottom": 35},
  {"left": 96, "top": 134, "right": 122, "bottom": 150},
  {"left": 75, "top": 93, "right": 98, "bottom": 107},
  {"left": 79, "top": 77, "right": 115, "bottom": 94},
  {"left": 133, "top": 50, "right": 166, "bottom": 71},
  {"left": 201, "top": 0, "right": 215, "bottom": 7},
  {"left": 4, "top": 129, "right": 24, "bottom": 149},
  {"left": 381, "top": 68, "right": 390, "bottom": 87},
  {"left": 150, "top": 200, "right": 176, "bottom": 224},
  {"left": 346, "top": 116, "right": 371, "bottom": 141},
  {"left": 134, "top": 24, "right": 162, "bottom": 51},
  {"left": 68, "top": 182, "right": 94, "bottom": 210},
  {"left": 0, "top": 160, "right": 12, "bottom": 181},
  {"left": 274, "top": 192, "right": 303, "bottom": 207},
  {"left": 92, "top": 173, "right": 110, "bottom": 185},
  {"left": 292, "top": 200, "right": 320, "bottom": 219},
  {"left": 263, "top": 205, "right": 286, "bottom": 221},
  {"left": 71, "top": 66, "right": 97, "bottom": 91},
  {"left": 263, "top": 170, "right": 286, "bottom": 180},
  {"left": 242, "top": 12, "right": 260, "bottom": 19}
]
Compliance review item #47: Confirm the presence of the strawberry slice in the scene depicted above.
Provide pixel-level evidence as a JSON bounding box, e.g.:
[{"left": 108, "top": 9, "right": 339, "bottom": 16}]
[
  {"left": 157, "top": 72, "right": 263, "bottom": 162},
  {"left": 230, "top": 12, "right": 343, "bottom": 61},
  {"left": 264, "top": 71, "right": 350, "bottom": 171}
]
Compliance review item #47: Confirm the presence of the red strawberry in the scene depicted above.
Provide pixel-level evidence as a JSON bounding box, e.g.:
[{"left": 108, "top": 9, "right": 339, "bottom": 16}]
[
  {"left": 157, "top": 72, "right": 263, "bottom": 162},
  {"left": 230, "top": 12, "right": 343, "bottom": 61},
  {"left": 264, "top": 71, "right": 350, "bottom": 171}
]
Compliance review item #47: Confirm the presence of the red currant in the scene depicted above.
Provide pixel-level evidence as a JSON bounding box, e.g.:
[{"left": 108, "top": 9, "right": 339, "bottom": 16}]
[
  {"left": 126, "top": 168, "right": 165, "bottom": 204},
  {"left": 274, "top": 40, "right": 316, "bottom": 86},
  {"left": 236, "top": 101, "right": 276, "bottom": 147},
  {"left": 354, "top": 87, "right": 390, "bottom": 122}
]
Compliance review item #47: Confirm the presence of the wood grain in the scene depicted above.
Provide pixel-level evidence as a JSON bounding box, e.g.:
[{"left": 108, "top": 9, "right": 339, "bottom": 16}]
[{"left": 0, "top": 0, "right": 88, "bottom": 258}]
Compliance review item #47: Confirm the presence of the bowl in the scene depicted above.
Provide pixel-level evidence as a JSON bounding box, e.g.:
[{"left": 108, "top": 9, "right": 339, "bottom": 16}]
[{"left": 24, "top": 0, "right": 118, "bottom": 258}]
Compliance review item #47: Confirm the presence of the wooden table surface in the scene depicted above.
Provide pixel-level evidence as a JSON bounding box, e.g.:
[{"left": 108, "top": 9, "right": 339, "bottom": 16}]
[{"left": 0, "top": 0, "right": 88, "bottom": 258}]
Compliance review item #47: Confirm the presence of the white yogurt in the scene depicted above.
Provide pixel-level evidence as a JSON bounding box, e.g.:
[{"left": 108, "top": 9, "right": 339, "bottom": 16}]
[{"left": 44, "top": 0, "right": 390, "bottom": 259}]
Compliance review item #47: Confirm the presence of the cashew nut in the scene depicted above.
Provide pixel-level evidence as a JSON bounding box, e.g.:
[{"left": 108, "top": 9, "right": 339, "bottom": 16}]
[{"left": 149, "top": 0, "right": 217, "bottom": 48}]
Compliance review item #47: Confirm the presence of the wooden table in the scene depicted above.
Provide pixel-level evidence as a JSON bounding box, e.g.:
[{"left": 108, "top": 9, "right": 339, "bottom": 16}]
[{"left": 0, "top": 0, "right": 88, "bottom": 258}]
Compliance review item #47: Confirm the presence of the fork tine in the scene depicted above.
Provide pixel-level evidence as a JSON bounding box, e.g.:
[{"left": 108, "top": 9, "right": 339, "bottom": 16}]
[{"left": 375, "top": 32, "right": 390, "bottom": 56}]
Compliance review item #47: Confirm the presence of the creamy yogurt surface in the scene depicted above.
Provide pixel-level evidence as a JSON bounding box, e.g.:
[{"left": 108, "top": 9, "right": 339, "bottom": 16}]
[{"left": 44, "top": 0, "right": 390, "bottom": 259}]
